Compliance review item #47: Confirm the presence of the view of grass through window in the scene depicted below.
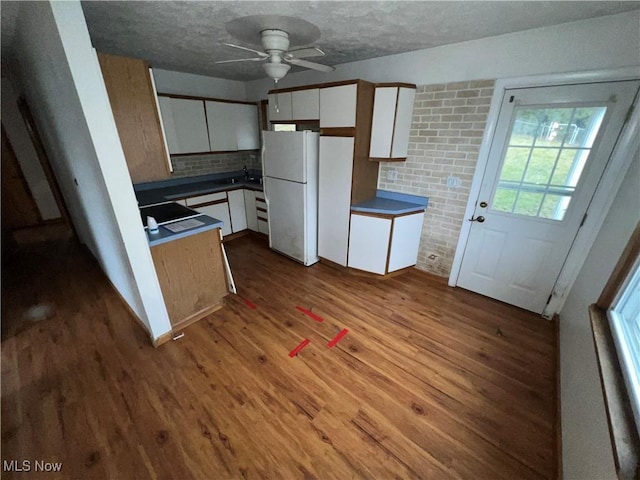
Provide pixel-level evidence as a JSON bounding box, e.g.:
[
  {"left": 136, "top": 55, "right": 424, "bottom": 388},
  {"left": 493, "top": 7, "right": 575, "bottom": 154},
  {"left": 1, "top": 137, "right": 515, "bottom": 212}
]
[{"left": 492, "top": 105, "right": 606, "bottom": 221}]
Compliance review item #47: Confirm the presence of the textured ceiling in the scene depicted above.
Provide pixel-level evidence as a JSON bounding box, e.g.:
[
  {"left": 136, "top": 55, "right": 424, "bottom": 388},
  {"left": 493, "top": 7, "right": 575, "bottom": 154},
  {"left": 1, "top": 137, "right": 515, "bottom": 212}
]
[{"left": 4, "top": 2, "right": 640, "bottom": 81}]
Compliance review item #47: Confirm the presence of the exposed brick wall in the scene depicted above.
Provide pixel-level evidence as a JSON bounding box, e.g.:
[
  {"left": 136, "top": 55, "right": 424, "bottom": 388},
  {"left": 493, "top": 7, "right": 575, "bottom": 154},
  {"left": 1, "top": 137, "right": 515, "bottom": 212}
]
[
  {"left": 378, "top": 80, "right": 495, "bottom": 277},
  {"left": 171, "top": 150, "right": 262, "bottom": 178}
]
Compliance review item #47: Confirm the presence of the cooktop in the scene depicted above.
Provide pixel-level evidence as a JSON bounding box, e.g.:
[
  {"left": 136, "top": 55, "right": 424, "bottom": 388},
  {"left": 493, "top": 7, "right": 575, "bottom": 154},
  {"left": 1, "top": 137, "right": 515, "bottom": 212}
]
[{"left": 139, "top": 202, "right": 200, "bottom": 228}]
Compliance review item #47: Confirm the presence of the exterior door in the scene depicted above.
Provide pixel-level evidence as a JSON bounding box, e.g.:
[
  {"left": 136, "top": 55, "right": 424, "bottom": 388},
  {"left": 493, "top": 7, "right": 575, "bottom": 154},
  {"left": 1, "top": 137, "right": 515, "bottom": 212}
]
[{"left": 457, "top": 80, "right": 639, "bottom": 314}]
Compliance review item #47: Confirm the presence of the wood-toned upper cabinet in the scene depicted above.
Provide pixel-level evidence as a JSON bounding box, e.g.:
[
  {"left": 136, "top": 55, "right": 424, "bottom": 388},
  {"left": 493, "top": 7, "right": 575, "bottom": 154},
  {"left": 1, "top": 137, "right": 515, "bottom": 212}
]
[
  {"left": 158, "top": 97, "right": 210, "bottom": 154},
  {"left": 268, "top": 92, "right": 292, "bottom": 121},
  {"left": 292, "top": 88, "right": 319, "bottom": 120},
  {"left": 320, "top": 84, "right": 358, "bottom": 128},
  {"left": 98, "top": 53, "right": 171, "bottom": 183},
  {"left": 369, "top": 85, "right": 416, "bottom": 160}
]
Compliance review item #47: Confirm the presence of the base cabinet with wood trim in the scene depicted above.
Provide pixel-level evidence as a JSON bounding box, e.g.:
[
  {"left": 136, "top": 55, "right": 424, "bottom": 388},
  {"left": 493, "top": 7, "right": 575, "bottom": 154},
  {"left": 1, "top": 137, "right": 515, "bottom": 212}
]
[
  {"left": 150, "top": 228, "right": 228, "bottom": 329},
  {"left": 244, "top": 189, "right": 258, "bottom": 232},
  {"left": 348, "top": 211, "right": 425, "bottom": 275},
  {"left": 98, "top": 52, "right": 172, "bottom": 183},
  {"left": 171, "top": 188, "right": 264, "bottom": 238},
  {"left": 227, "top": 189, "right": 247, "bottom": 233}
]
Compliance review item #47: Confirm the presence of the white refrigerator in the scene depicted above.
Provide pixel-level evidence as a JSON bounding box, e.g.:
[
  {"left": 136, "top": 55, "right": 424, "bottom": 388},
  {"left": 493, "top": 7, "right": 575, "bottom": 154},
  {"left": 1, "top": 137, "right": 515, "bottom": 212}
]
[{"left": 262, "top": 131, "right": 319, "bottom": 266}]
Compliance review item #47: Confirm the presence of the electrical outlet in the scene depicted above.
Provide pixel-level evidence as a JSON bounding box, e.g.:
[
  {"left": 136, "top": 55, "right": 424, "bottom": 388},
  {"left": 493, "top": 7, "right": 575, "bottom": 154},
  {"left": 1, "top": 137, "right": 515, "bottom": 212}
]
[
  {"left": 387, "top": 169, "right": 398, "bottom": 181},
  {"left": 446, "top": 176, "right": 461, "bottom": 188}
]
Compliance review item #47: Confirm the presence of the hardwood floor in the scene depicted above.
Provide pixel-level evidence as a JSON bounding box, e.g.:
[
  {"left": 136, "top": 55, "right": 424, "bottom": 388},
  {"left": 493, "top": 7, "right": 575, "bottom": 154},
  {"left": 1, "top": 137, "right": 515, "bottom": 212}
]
[{"left": 1, "top": 235, "right": 556, "bottom": 479}]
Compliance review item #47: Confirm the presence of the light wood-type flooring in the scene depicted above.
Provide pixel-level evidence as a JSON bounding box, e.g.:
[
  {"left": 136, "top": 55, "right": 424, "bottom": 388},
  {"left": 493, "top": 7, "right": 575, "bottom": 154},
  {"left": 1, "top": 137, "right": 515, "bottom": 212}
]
[{"left": 1, "top": 235, "right": 556, "bottom": 479}]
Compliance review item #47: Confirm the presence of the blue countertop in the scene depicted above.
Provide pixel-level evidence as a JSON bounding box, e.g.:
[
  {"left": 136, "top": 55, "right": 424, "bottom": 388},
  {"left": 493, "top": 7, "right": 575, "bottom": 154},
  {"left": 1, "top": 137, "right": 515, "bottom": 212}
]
[
  {"left": 135, "top": 170, "right": 263, "bottom": 207},
  {"left": 351, "top": 190, "right": 429, "bottom": 215},
  {"left": 146, "top": 214, "right": 223, "bottom": 247}
]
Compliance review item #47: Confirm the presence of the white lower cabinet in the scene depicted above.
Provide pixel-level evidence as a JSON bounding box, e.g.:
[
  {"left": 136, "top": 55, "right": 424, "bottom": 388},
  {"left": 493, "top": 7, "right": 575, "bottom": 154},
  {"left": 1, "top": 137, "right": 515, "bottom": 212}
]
[
  {"left": 348, "top": 214, "right": 392, "bottom": 274},
  {"left": 388, "top": 212, "right": 424, "bottom": 272},
  {"left": 347, "top": 211, "right": 424, "bottom": 275},
  {"left": 244, "top": 189, "right": 258, "bottom": 231},
  {"left": 193, "top": 203, "right": 232, "bottom": 236},
  {"left": 227, "top": 189, "right": 247, "bottom": 233}
]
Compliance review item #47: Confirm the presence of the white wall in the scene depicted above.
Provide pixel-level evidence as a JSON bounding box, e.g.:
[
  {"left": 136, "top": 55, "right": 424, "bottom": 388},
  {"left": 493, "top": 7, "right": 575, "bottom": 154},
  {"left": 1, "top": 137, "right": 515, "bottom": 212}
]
[
  {"left": 560, "top": 150, "right": 640, "bottom": 479},
  {"left": 13, "top": 0, "right": 171, "bottom": 340},
  {"left": 1, "top": 71, "right": 61, "bottom": 220},
  {"left": 153, "top": 68, "right": 248, "bottom": 100},
  {"left": 245, "top": 11, "right": 640, "bottom": 100}
]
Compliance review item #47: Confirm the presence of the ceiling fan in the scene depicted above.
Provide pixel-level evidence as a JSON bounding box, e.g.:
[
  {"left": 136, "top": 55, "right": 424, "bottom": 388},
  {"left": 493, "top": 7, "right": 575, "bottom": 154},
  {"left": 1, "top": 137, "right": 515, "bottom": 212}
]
[{"left": 216, "top": 28, "right": 335, "bottom": 83}]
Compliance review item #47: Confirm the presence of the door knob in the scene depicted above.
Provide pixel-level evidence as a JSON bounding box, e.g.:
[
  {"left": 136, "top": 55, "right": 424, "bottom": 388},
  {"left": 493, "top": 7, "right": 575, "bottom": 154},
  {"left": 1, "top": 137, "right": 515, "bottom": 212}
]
[{"left": 469, "top": 215, "right": 485, "bottom": 223}]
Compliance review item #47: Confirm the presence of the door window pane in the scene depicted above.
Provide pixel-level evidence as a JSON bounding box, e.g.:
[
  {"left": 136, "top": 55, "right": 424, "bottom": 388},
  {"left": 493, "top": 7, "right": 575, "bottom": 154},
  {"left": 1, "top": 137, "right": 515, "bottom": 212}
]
[
  {"left": 523, "top": 148, "right": 558, "bottom": 185},
  {"left": 501, "top": 147, "right": 529, "bottom": 181},
  {"left": 513, "top": 191, "right": 544, "bottom": 217},
  {"left": 492, "top": 105, "right": 607, "bottom": 221}
]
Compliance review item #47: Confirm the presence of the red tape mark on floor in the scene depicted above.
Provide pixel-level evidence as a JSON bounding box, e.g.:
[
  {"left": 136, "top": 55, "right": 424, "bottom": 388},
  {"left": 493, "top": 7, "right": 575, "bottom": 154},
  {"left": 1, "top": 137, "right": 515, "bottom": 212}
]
[
  {"left": 295, "top": 306, "right": 324, "bottom": 323},
  {"left": 288, "top": 339, "right": 311, "bottom": 358},
  {"left": 243, "top": 298, "right": 257, "bottom": 309},
  {"left": 328, "top": 329, "right": 349, "bottom": 348}
]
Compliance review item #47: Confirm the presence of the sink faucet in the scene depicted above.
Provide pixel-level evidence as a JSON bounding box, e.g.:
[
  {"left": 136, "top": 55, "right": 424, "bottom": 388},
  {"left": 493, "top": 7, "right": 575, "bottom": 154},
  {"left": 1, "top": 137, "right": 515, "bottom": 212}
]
[{"left": 243, "top": 165, "right": 249, "bottom": 181}]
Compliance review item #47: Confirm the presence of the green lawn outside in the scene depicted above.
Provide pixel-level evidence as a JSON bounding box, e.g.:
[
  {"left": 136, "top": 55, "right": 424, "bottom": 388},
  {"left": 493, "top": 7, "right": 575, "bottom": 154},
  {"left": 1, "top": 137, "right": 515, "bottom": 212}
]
[{"left": 492, "top": 134, "right": 584, "bottom": 219}]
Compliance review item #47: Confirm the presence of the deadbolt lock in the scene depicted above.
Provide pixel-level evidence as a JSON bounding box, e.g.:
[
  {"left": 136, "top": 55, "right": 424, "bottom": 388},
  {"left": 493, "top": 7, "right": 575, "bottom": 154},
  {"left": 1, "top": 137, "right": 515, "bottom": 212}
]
[{"left": 479, "top": 201, "right": 488, "bottom": 208}]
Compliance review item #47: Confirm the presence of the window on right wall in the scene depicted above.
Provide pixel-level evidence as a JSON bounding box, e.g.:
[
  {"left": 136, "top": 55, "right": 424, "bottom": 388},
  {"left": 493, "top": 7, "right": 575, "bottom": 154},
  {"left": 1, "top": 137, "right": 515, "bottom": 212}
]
[
  {"left": 592, "top": 222, "right": 640, "bottom": 480},
  {"left": 607, "top": 253, "right": 640, "bottom": 438}
]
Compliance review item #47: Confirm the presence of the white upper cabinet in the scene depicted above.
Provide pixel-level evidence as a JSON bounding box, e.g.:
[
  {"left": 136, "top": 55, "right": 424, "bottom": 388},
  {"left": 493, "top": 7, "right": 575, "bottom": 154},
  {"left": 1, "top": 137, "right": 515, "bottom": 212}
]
[
  {"left": 320, "top": 84, "right": 358, "bottom": 128},
  {"left": 268, "top": 92, "right": 292, "bottom": 121},
  {"left": 199, "top": 100, "right": 260, "bottom": 152},
  {"left": 235, "top": 103, "right": 260, "bottom": 150},
  {"left": 206, "top": 101, "right": 238, "bottom": 151},
  {"left": 369, "top": 85, "right": 416, "bottom": 160},
  {"left": 158, "top": 97, "right": 210, "bottom": 154},
  {"left": 292, "top": 88, "right": 319, "bottom": 120}
]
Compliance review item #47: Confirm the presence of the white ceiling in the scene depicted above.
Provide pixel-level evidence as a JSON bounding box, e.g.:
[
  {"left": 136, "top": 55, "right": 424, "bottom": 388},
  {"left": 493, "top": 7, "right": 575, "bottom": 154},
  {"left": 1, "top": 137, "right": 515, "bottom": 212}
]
[{"left": 4, "top": 2, "right": 640, "bottom": 82}]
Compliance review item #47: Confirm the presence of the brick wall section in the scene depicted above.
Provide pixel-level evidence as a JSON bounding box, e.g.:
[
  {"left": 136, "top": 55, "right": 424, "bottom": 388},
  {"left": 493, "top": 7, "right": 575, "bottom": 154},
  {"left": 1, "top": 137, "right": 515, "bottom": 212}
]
[
  {"left": 171, "top": 151, "right": 261, "bottom": 178},
  {"left": 378, "top": 79, "right": 495, "bottom": 277}
]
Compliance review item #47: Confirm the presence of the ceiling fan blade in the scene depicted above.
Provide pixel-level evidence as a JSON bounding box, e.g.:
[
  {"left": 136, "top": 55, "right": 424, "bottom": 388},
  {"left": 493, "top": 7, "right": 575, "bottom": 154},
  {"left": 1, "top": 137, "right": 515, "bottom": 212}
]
[
  {"left": 285, "top": 47, "right": 325, "bottom": 59},
  {"left": 286, "top": 57, "right": 335, "bottom": 73},
  {"left": 222, "top": 42, "right": 269, "bottom": 57},
  {"left": 215, "top": 57, "right": 266, "bottom": 64}
]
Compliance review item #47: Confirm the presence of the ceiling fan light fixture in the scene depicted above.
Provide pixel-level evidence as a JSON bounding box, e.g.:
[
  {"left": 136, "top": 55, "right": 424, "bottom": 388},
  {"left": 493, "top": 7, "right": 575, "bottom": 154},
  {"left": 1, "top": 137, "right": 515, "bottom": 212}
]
[{"left": 263, "top": 62, "right": 291, "bottom": 83}]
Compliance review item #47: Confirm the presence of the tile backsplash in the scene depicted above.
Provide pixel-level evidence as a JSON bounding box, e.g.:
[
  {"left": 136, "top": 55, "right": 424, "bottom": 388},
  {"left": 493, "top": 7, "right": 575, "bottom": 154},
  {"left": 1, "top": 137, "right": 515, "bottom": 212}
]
[{"left": 171, "top": 151, "right": 262, "bottom": 178}]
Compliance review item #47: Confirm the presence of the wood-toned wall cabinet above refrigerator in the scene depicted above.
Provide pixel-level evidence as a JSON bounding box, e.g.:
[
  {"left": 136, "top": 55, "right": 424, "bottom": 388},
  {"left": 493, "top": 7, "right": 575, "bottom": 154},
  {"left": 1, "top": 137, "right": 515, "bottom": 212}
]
[
  {"left": 369, "top": 84, "right": 416, "bottom": 161},
  {"left": 98, "top": 53, "right": 172, "bottom": 183}
]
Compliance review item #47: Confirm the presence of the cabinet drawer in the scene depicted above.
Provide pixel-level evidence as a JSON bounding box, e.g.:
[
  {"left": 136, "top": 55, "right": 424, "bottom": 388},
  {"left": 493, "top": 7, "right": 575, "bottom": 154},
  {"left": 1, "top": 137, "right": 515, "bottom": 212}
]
[
  {"left": 185, "top": 191, "right": 227, "bottom": 206},
  {"left": 258, "top": 219, "right": 269, "bottom": 235},
  {"left": 255, "top": 191, "right": 265, "bottom": 201}
]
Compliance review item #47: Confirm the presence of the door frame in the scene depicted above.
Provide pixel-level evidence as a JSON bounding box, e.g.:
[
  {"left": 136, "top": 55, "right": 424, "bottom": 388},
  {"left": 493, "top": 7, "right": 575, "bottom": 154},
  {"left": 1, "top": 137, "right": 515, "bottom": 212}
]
[{"left": 449, "top": 66, "right": 640, "bottom": 318}]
